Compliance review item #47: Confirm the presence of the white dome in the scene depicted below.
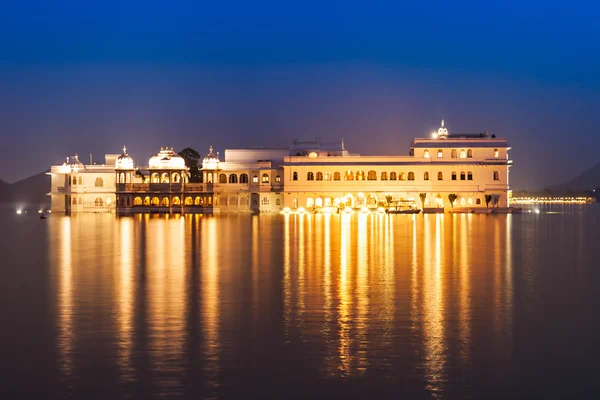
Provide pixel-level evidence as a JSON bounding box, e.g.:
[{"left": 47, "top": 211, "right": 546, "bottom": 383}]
[
  {"left": 115, "top": 146, "right": 135, "bottom": 170},
  {"left": 149, "top": 147, "right": 187, "bottom": 170},
  {"left": 202, "top": 145, "right": 220, "bottom": 169}
]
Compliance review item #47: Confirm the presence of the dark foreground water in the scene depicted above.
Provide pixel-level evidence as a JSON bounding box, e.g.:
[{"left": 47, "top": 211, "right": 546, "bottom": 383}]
[{"left": 1, "top": 205, "right": 600, "bottom": 399}]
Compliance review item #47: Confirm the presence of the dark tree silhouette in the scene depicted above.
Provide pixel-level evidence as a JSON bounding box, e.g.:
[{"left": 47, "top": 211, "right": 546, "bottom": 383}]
[
  {"left": 448, "top": 193, "right": 458, "bottom": 207},
  {"left": 178, "top": 148, "right": 202, "bottom": 182}
]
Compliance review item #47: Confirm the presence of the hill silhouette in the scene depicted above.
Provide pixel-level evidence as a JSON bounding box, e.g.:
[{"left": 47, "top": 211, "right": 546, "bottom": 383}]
[
  {"left": 552, "top": 160, "right": 600, "bottom": 192},
  {"left": 0, "top": 171, "right": 50, "bottom": 207}
]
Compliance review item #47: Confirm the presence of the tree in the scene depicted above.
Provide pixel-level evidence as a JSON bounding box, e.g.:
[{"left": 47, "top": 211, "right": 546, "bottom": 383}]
[
  {"left": 385, "top": 195, "right": 393, "bottom": 206},
  {"left": 419, "top": 193, "right": 427, "bottom": 208},
  {"left": 485, "top": 194, "right": 492, "bottom": 208},
  {"left": 178, "top": 148, "right": 202, "bottom": 182},
  {"left": 448, "top": 193, "right": 458, "bottom": 208}
]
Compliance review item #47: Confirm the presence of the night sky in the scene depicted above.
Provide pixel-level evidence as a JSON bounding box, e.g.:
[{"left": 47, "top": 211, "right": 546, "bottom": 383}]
[{"left": 1, "top": 1, "right": 599, "bottom": 189}]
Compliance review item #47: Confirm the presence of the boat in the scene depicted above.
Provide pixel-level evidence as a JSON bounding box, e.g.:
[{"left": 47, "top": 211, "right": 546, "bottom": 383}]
[{"left": 386, "top": 199, "right": 421, "bottom": 214}]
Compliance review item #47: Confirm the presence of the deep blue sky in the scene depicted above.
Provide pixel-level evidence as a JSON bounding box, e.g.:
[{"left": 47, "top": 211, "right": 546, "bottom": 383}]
[{"left": 1, "top": 1, "right": 599, "bottom": 189}]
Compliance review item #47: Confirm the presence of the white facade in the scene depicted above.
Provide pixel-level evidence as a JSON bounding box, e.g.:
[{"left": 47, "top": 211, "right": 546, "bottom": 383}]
[{"left": 48, "top": 154, "right": 118, "bottom": 213}]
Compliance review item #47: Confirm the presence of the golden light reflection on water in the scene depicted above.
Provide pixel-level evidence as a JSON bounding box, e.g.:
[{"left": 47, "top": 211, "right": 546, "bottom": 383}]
[
  {"left": 55, "top": 217, "right": 73, "bottom": 381},
  {"left": 147, "top": 215, "right": 187, "bottom": 396},
  {"left": 48, "top": 212, "right": 518, "bottom": 397},
  {"left": 201, "top": 217, "right": 220, "bottom": 391},
  {"left": 116, "top": 217, "right": 134, "bottom": 382}
]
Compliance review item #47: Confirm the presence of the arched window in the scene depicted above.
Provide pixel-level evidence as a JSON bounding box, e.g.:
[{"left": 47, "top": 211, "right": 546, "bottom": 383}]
[
  {"left": 195, "top": 197, "right": 202, "bottom": 205},
  {"left": 94, "top": 198, "right": 103, "bottom": 207},
  {"left": 292, "top": 172, "right": 298, "bottom": 181},
  {"left": 95, "top": 177, "right": 103, "bottom": 187},
  {"left": 344, "top": 170, "right": 354, "bottom": 181},
  {"left": 219, "top": 173, "right": 227, "bottom": 183},
  {"left": 220, "top": 196, "right": 228, "bottom": 206},
  {"left": 381, "top": 172, "right": 387, "bottom": 180},
  {"left": 399, "top": 172, "right": 406, "bottom": 181},
  {"left": 185, "top": 197, "right": 193, "bottom": 205},
  {"left": 161, "top": 197, "right": 169, "bottom": 207},
  {"left": 324, "top": 172, "right": 331, "bottom": 181},
  {"left": 126, "top": 197, "right": 131, "bottom": 206},
  {"left": 275, "top": 175, "right": 281, "bottom": 183},
  {"left": 172, "top": 197, "right": 181, "bottom": 206},
  {"left": 316, "top": 172, "right": 323, "bottom": 181},
  {"left": 151, "top": 173, "right": 159, "bottom": 183},
  {"left": 467, "top": 149, "right": 473, "bottom": 158},
  {"left": 306, "top": 198, "right": 314, "bottom": 208},
  {"left": 367, "top": 170, "right": 377, "bottom": 180},
  {"left": 424, "top": 172, "right": 429, "bottom": 181},
  {"left": 152, "top": 197, "right": 160, "bottom": 206},
  {"left": 134, "top": 197, "right": 142, "bottom": 205},
  {"left": 240, "top": 174, "right": 249, "bottom": 183},
  {"left": 72, "top": 197, "right": 77, "bottom": 205},
  {"left": 315, "top": 198, "right": 323, "bottom": 207},
  {"left": 119, "top": 173, "right": 125, "bottom": 183},
  {"left": 452, "top": 172, "right": 457, "bottom": 181},
  {"left": 437, "top": 150, "right": 443, "bottom": 158},
  {"left": 229, "top": 174, "right": 238, "bottom": 183},
  {"left": 307, "top": 172, "right": 314, "bottom": 181},
  {"left": 423, "top": 150, "right": 430, "bottom": 158},
  {"left": 252, "top": 175, "right": 258, "bottom": 183},
  {"left": 438, "top": 171, "right": 443, "bottom": 180},
  {"left": 460, "top": 149, "right": 466, "bottom": 159},
  {"left": 494, "top": 149, "right": 499, "bottom": 158},
  {"left": 408, "top": 172, "right": 415, "bottom": 181},
  {"left": 460, "top": 171, "right": 466, "bottom": 180},
  {"left": 144, "top": 197, "right": 150, "bottom": 206},
  {"left": 240, "top": 197, "right": 248, "bottom": 206},
  {"left": 161, "top": 173, "right": 169, "bottom": 183},
  {"left": 230, "top": 197, "right": 238, "bottom": 206},
  {"left": 468, "top": 172, "right": 473, "bottom": 180},
  {"left": 276, "top": 199, "right": 281, "bottom": 205},
  {"left": 78, "top": 197, "right": 82, "bottom": 204},
  {"left": 262, "top": 173, "right": 269, "bottom": 183},
  {"left": 493, "top": 171, "right": 500, "bottom": 180},
  {"left": 451, "top": 149, "right": 457, "bottom": 158},
  {"left": 389, "top": 172, "right": 397, "bottom": 180},
  {"left": 476, "top": 198, "right": 481, "bottom": 205},
  {"left": 78, "top": 177, "right": 83, "bottom": 185},
  {"left": 356, "top": 171, "right": 365, "bottom": 181},
  {"left": 334, "top": 172, "right": 341, "bottom": 181},
  {"left": 72, "top": 177, "right": 77, "bottom": 185},
  {"left": 172, "top": 173, "right": 180, "bottom": 183}
]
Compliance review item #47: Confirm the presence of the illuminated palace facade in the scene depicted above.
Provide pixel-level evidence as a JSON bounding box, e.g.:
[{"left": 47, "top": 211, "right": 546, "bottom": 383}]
[{"left": 111, "top": 121, "right": 512, "bottom": 214}]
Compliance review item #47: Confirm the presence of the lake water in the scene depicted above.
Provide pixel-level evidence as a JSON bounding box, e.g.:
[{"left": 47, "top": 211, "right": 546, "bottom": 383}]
[{"left": 1, "top": 205, "right": 600, "bottom": 399}]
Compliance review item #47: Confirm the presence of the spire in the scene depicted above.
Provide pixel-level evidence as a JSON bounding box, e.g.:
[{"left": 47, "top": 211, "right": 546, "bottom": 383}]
[
  {"left": 122, "top": 145, "right": 127, "bottom": 154},
  {"left": 437, "top": 119, "right": 448, "bottom": 138},
  {"left": 209, "top": 145, "right": 213, "bottom": 154}
]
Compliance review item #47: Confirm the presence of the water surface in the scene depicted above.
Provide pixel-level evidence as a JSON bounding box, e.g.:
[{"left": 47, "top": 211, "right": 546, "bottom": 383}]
[{"left": 1, "top": 205, "right": 599, "bottom": 398}]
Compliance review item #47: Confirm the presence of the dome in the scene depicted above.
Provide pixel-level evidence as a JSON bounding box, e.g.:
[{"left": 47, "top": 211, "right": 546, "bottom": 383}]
[
  {"left": 148, "top": 147, "right": 187, "bottom": 170},
  {"left": 115, "top": 146, "right": 134, "bottom": 170},
  {"left": 202, "top": 145, "right": 220, "bottom": 169},
  {"left": 66, "top": 154, "right": 85, "bottom": 171},
  {"left": 437, "top": 119, "right": 448, "bottom": 138}
]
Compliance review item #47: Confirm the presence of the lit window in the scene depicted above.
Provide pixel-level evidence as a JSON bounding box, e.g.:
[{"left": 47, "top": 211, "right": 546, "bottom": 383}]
[
  {"left": 399, "top": 172, "right": 406, "bottom": 181},
  {"left": 334, "top": 172, "right": 340, "bottom": 181},
  {"left": 423, "top": 150, "right": 430, "bottom": 158},
  {"left": 367, "top": 170, "right": 377, "bottom": 180},
  {"left": 344, "top": 170, "right": 354, "bottom": 181},
  {"left": 252, "top": 175, "right": 258, "bottom": 183},
  {"left": 262, "top": 173, "right": 269, "bottom": 183},
  {"left": 389, "top": 172, "right": 397, "bottom": 180},
  {"left": 308, "top": 152, "right": 317, "bottom": 158},
  {"left": 437, "top": 150, "right": 443, "bottom": 158},
  {"left": 381, "top": 172, "right": 387, "bottom": 180},
  {"left": 460, "top": 149, "right": 466, "bottom": 159},
  {"left": 494, "top": 149, "right": 499, "bottom": 158},
  {"left": 275, "top": 175, "right": 281, "bottom": 183},
  {"left": 324, "top": 172, "right": 331, "bottom": 181},
  {"left": 451, "top": 149, "right": 457, "bottom": 158},
  {"left": 95, "top": 177, "right": 103, "bottom": 187}
]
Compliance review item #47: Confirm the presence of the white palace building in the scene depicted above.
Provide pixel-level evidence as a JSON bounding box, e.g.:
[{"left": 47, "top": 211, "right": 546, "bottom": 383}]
[{"left": 48, "top": 121, "right": 513, "bottom": 214}]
